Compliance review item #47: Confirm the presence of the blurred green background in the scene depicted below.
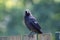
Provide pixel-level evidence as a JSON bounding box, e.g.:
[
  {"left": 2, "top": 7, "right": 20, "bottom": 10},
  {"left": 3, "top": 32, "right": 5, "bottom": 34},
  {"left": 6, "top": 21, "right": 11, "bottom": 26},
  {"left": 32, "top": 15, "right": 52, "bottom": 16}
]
[{"left": 0, "top": 0, "right": 60, "bottom": 37}]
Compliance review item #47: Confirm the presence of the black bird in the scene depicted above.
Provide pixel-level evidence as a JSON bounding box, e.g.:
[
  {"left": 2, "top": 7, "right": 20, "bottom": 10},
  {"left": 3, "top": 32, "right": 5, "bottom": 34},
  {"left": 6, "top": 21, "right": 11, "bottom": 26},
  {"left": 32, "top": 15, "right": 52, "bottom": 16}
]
[{"left": 24, "top": 9, "right": 42, "bottom": 35}]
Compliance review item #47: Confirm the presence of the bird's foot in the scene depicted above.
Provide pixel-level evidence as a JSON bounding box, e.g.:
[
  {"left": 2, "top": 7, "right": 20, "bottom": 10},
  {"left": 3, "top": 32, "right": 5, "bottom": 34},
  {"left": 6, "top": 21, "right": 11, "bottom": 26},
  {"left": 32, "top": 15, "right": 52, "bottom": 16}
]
[{"left": 28, "top": 34, "right": 34, "bottom": 38}]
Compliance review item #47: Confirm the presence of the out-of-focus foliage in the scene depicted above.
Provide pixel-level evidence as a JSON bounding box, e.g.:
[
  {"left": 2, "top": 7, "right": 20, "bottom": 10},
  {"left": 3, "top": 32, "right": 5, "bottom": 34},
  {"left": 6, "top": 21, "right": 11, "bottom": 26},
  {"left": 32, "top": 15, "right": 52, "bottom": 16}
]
[{"left": 0, "top": 0, "right": 60, "bottom": 36}]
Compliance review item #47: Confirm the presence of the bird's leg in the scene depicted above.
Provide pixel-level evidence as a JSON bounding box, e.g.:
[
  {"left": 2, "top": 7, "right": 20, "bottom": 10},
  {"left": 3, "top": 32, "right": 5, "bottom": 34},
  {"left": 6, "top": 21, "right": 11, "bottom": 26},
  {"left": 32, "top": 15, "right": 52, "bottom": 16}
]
[
  {"left": 28, "top": 32, "right": 36, "bottom": 38},
  {"left": 28, "top": 32, "right": 36, "bottom": 40}
]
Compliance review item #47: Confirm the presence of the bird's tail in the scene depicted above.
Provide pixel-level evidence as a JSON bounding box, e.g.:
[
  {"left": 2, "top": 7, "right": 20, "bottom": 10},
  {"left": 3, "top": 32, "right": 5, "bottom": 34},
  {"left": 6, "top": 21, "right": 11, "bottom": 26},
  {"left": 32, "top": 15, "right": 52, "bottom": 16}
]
[
  {"left": 38, "top": 29, "right": 43, "bottom": 34},
  {"left": 39, "top": 30, "right": 43, "bottom": 34}
]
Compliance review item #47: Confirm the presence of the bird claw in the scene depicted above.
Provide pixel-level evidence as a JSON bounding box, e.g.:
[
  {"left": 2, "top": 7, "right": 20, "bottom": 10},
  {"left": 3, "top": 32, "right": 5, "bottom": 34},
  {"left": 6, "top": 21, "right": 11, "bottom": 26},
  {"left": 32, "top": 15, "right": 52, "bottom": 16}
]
[{"left": 28, "top": 34, "right": 34, "bottom": 38}]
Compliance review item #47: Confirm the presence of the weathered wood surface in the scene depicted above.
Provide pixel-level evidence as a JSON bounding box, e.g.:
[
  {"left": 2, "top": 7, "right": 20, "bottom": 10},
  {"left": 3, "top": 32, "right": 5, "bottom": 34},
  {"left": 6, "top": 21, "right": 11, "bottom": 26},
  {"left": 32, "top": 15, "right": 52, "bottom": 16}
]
[
  {"left": 23, "top": 34, "right": 37, "bottom": 40},
  {"left": 8, "top": 36, "right": 21, "bottom": 40},
  {"left": 0, "top": 33, "right": 52, "bottom": 40},
  {"left": 23, "top": 33, "right": 52, "bottom": 40},
  {"left": 0, "top": 36, "right": 21, "bottom": 40},
  {"left": 38, "top": 33, "right": 52, "bottom": 40}
]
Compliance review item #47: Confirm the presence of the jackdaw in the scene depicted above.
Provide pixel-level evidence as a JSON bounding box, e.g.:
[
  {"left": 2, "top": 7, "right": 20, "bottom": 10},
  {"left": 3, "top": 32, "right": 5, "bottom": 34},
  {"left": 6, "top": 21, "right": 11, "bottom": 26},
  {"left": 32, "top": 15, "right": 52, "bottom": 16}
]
[{"left": 24, "top": 9, "right": 42, "bottom": 35}]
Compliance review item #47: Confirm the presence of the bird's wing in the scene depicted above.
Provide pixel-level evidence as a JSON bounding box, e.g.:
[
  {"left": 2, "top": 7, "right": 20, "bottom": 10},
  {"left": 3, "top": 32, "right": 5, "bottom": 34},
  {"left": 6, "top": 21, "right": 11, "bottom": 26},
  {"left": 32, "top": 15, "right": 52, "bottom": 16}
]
[{"left": 29, "top": 17, "right": 41, "bottom": 30}]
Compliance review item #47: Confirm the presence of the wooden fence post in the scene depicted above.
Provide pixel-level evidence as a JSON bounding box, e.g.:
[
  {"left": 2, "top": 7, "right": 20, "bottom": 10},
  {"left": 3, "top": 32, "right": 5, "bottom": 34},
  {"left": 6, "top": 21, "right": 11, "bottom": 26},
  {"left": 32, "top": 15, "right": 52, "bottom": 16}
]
[
  {"left": 23, "top": 34, "right": 37, "bottom": 40},
  {"left": 38, "top": 33, "right": 52, "bottom": 40},
  {"left": 0, "top": 36, "right": 7, "bottom": 40},
  {"left": 8, "top": 36, "right": 21, "bottom": 40}
]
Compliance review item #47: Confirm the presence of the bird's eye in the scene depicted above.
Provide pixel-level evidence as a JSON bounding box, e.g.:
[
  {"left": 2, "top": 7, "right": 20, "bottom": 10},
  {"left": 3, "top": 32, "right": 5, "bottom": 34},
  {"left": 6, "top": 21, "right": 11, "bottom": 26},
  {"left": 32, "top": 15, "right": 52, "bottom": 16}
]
[{"left": 25, "top": 11, "right": 27, "bottom": 13}]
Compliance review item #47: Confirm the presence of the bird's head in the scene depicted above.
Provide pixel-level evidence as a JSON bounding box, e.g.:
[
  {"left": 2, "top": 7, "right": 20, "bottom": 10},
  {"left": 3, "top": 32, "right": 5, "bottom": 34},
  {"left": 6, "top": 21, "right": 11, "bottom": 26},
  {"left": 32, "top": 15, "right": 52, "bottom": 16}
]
[{"left": 25, "top": 9, "right": 31, "bottom": 16}]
